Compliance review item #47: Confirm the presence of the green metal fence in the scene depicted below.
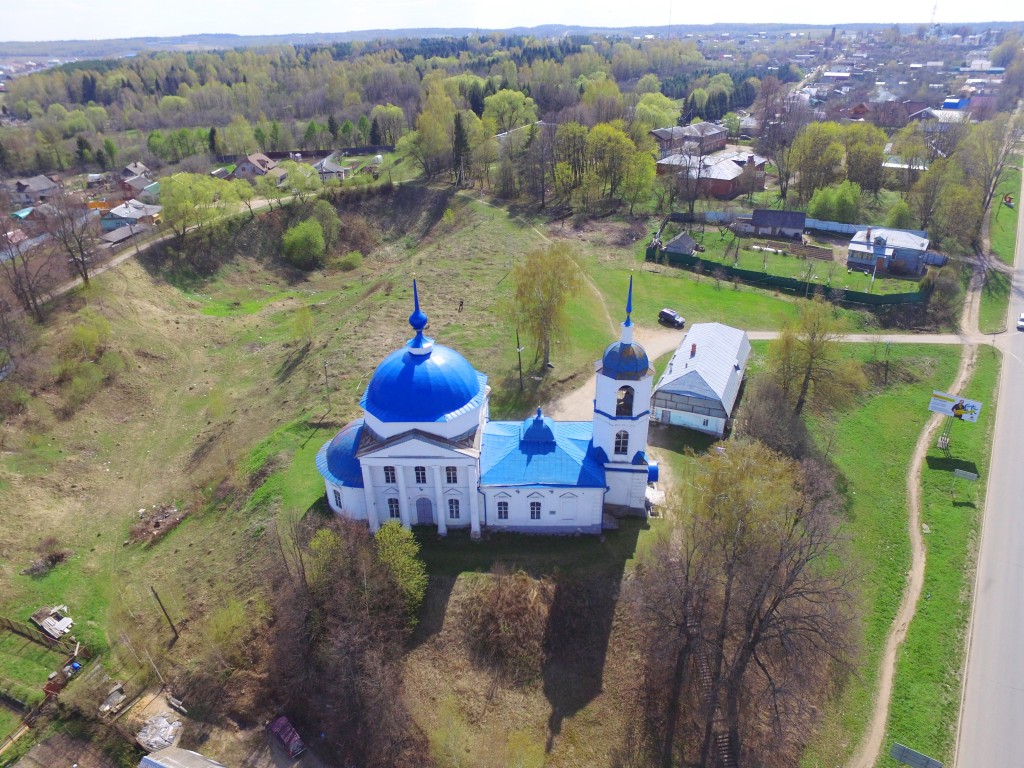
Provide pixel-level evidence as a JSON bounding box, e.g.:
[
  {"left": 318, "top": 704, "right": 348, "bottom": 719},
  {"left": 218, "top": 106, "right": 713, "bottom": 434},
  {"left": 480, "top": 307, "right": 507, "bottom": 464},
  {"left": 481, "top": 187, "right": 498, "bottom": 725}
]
[{"left": 646, "top": 246, "right": 927, "bottom": 306}]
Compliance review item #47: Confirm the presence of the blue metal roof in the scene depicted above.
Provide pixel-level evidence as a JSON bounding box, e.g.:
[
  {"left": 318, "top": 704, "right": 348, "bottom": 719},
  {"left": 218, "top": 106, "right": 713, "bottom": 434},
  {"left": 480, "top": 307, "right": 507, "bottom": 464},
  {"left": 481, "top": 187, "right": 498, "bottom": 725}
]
[
  {"left": 361, "top": 344, "right": 486, "bottom": 423},
  {"left": 480, "top": 415, "right": 606, "bottom": 488},
  {"left": 600, "top": 340, "right": 650, "bottom": 380},
  {"left": 316, "top": 419, "right": 365, "bottom": 488}
]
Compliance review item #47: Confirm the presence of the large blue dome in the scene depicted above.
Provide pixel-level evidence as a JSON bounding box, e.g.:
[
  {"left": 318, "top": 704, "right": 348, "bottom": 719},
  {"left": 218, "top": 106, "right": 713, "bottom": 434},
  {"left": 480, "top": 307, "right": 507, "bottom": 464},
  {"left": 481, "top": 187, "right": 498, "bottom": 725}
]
[
  {"left": 362, "top": 342, "right": 484, "bottom": 423},
  {"left": 601, "top": 340, "right": 650, "bottom": 380},
  {"left": 318, "top": 419, "right": 365, "bottom": 487}
]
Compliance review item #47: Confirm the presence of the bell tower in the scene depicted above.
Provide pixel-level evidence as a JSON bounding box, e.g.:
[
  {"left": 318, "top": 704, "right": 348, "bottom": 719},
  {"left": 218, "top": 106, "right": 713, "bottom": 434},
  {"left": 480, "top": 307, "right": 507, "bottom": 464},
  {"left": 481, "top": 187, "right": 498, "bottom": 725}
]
[{"left": 592, "top": 278, "right": 654, "bottom": 511}]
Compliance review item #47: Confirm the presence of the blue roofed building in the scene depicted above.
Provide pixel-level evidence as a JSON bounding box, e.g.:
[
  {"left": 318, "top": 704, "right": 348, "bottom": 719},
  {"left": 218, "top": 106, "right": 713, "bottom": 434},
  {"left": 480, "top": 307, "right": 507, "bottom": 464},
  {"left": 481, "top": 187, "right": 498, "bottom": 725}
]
[{"left": 316, "top": 279, "right": 656, "bottom": 537}]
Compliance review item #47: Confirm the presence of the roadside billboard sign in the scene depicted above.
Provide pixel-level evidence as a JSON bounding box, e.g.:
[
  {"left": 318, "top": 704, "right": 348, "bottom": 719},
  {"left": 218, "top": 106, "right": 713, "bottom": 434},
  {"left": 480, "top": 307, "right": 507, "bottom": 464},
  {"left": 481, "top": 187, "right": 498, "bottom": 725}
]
[{"left": 928, "top": 391, "right": 983, "bottom": 423}]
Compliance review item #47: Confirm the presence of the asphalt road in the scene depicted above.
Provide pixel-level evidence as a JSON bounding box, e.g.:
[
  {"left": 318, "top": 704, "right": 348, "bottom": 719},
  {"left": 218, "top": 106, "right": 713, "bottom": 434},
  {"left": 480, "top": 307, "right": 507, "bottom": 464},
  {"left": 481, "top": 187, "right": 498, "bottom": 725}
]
[{"left": 956, "top": 185, "right": 1024, "bottom": 765}]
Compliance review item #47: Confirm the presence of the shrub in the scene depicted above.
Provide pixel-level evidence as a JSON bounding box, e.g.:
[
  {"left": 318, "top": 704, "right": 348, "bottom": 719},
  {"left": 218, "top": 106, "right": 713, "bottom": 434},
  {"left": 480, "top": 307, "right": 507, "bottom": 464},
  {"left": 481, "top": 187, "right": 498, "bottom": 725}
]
[
  {"left": 69, "top": 309, "right": 111, "bottom": 358},
  {"left": 374, "top": 523, "right": 427, "bottom": 624},
  {"left": 66, "top": 361, "right": 105, "bottom": 411},
  {"left": 338, "top": 250, "right": 363, "bottom": 271},
  {"left": 282, "top": 218, "right": 326, "bottom": 270},
  {"left": 466, "top": 567, "right": 554, "bottom": 683},
  {"left": 98, "top": 349, "right": 124, "bottom": 378}
]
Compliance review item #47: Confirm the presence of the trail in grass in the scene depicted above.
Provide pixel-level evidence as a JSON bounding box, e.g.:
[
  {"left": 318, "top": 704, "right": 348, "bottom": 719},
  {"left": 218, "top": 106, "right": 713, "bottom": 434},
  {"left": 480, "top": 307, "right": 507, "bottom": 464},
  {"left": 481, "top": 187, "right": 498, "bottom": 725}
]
[{"left": 848, "top": 343, "right": 978, "bottom": 768}]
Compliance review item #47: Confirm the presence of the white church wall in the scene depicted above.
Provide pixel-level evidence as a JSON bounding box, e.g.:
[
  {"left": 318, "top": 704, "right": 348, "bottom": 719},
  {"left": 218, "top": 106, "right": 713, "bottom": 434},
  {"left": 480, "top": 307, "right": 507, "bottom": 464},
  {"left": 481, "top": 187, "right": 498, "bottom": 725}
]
[
  {"left": 480, "top": 486, "right": 604, "bottom": 534},
  {"left": 363, "top": 401, "right": 485, "bottom": 442},
  {"left": 604, "top": 466, "right": 649, "bottom": 509}
]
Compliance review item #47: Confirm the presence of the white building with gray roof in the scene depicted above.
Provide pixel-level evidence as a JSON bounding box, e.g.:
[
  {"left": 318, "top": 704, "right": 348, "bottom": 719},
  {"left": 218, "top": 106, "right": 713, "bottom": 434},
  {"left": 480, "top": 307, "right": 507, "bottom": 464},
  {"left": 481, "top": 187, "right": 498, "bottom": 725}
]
[{"left": 652, "top": 323, "right": 751, "bottom": 438}]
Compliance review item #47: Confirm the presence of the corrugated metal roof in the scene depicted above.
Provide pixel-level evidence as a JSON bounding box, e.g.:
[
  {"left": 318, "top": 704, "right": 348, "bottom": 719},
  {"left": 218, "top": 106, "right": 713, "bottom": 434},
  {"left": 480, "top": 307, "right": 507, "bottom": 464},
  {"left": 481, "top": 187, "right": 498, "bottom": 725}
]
[
  {"left": 139, "top": 747, "right": 225, "bottom": 768},
  {"left": 655, "top": 323, "right": 751, "bottom": 413},
  {"left": 851, "top": 227, "right": 928, "bottom": 251},
  {"left": 480, "top": 417, "right": 605, "bottom": 488}
]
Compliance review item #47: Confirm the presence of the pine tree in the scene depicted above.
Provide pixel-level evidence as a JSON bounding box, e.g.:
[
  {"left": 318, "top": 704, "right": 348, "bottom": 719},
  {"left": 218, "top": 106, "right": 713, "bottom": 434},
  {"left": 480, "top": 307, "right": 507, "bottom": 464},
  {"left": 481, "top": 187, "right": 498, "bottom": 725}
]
[{"left": 208, "top": 127, "right": 218, "bottom": 155}]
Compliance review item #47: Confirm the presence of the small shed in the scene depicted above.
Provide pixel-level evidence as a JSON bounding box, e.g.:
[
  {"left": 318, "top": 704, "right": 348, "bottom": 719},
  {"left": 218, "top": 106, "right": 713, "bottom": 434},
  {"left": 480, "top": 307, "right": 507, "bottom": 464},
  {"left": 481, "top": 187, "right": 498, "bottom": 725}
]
[
  {"left": 748, "top": 209, "right": 806, "bottom": 239},
  {"left": 663, "top": 231, "right": 697, "bottom": 256},
  {"left": 30, "top": 605, "right": 73, "bottom": 639},
  {"left": 652, "top": 323, "right": 751, "bottom": 438}
]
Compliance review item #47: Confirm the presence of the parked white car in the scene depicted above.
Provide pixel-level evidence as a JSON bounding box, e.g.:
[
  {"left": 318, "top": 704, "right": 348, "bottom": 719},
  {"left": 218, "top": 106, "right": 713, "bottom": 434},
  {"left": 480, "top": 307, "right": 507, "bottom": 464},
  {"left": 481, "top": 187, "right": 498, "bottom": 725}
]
[{"left": 1017, "top": 313, "right": 1024, "bottom": 330}]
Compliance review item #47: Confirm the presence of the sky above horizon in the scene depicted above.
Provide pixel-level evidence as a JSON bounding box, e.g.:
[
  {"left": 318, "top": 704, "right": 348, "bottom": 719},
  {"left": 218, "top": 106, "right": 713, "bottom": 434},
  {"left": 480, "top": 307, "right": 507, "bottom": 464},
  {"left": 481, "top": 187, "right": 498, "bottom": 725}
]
[{"left": 2, "top": 0, "right": 1022, "bottom": 43}]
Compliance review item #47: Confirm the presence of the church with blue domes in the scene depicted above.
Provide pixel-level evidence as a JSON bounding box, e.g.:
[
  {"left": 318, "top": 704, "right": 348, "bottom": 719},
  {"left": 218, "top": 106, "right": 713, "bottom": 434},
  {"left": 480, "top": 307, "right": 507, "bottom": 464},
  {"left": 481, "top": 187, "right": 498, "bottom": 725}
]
[{"left": 316, "top": 279, "right": 656, "bottom": 537}]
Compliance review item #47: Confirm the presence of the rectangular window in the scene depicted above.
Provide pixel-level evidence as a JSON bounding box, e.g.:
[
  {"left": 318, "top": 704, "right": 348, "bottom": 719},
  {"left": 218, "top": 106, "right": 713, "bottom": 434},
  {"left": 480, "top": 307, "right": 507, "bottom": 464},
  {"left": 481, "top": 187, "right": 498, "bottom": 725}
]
[
  {"left": 446, "top": 466, "right": 458, "bottom": 484},
  {"left": 530, "top": 501, "right": 541, "bottom": 520},
  {"left": 497, "top": 501, "right": 509, "bottom": 520},
  {"left": 383, "top": 466, "right": 396, "bottom": 484},
  {"left": 415, "top": 466, "right": 427, "bottom": 484},
  {"left": 702, "top": 418, "right": 709, "bottom": 427},
  {"left": 332, "top": 489, "right": 342, "bottom": 508},
  {"left": 448, "top": 498, "right": 461, "bottom": 519},
  {"left": 387, "top": 498, "right": 400, "bottom": 519}
]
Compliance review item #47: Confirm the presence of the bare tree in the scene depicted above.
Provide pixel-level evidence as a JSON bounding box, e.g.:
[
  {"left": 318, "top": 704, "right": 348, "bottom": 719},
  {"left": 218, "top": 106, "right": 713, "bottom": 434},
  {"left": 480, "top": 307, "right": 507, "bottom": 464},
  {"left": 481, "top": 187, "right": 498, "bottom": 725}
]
[
  {"left": 770, "top": 298, "right": 866, "bottom": 417},
  {"left": 40, "top": 186, "right": 100, "bottom": 285},
  {"left": 0, "top": 227, "right": 56, "bottom": 323},
  {"left": 633, "top": 442, "right": 855, "bottom": 768}
]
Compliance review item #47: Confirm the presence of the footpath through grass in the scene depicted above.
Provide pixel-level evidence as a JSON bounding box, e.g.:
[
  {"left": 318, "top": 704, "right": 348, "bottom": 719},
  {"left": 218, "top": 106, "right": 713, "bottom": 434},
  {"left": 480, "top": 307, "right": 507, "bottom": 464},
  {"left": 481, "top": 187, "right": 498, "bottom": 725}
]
[
  {"left": 802, "top": 344, "right": 963, "bottom": 766},
  {"left": 880, "top": 346, "right": 1000, "bottom": 767}
]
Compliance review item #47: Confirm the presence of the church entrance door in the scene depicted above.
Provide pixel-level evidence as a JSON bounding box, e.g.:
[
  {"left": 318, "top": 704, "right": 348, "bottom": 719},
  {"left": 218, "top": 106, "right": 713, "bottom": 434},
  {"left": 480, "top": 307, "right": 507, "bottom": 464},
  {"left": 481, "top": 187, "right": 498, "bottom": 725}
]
[{"left": 415, "top": 497, "right": 433, "bottom": 525}]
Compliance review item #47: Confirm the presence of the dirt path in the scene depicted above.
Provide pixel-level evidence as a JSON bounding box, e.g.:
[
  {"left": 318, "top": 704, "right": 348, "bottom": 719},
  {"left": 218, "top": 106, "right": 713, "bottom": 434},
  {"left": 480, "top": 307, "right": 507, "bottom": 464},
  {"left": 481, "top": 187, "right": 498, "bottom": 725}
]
[{"left": 849, "top": 342, "right": 978, "bottom": 768}]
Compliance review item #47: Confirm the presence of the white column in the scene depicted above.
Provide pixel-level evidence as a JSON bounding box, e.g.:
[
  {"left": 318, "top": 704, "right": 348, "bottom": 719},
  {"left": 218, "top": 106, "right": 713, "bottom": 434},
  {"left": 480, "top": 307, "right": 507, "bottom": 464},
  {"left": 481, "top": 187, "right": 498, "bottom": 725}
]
[
  {"left": 361, "top": 466, "right": 380, "bottom": 533},
  {"left": 468, "top": 464, "right": 481, "bottom": 539},
  {"left": 396, "top": 466, "right": 411, "bottom": 530},
  {"left": 432, "top": 465, "right": 447, "bottom": 536}
]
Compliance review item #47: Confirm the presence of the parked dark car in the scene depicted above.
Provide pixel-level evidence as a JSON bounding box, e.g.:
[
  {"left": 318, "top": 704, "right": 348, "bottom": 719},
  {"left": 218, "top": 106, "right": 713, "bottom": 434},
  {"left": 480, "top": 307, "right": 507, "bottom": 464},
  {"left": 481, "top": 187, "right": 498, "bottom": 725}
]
[
  {"left": 658, "top": 308, "right": 685, "bottom": 329},
  {"left": 267, "top": 715, "right": 306, "bottom": 758}
]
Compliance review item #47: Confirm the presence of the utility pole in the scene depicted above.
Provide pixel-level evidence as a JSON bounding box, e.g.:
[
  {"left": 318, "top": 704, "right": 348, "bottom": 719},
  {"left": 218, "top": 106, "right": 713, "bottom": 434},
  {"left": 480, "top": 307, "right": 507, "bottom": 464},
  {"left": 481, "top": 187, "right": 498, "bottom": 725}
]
[
  {"left": 150, "top": 586, "right": 179, "bottom": 642},
  {"left": 516, "top": 328, "right": 525, "bottom": 391}
]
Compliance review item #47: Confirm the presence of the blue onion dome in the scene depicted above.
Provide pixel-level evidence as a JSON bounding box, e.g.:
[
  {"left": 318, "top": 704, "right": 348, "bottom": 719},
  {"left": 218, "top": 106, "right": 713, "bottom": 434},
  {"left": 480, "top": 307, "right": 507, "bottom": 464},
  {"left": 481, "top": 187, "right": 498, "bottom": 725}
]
[
  {"left": 600, "top": 275, "right": 650, "bottom": 380},
  {"left": 521, "top": 407, "right": 556, "bottom": 444},
  {"left": 362, "top": 280, "right": 484, "bottom": 423},
  {"left": 321, "top": 419, "right": 365, "bottom": 487},
  {"left": 364, "top": 343, "right": 483, "bottom": 422},
  {"left": 601, "top": 340, "right": 650, "bottom": 380}
]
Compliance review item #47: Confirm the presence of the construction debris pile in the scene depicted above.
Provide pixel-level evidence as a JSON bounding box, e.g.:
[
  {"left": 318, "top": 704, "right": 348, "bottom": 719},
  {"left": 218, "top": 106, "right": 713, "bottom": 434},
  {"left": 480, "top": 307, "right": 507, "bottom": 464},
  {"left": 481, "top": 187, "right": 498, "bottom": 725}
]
[
  {"left": 137, "top": 713, "right": 183, "bottom": 752},
  {"left": 129, "top": 504, "right": 188, "bottom": 545}
]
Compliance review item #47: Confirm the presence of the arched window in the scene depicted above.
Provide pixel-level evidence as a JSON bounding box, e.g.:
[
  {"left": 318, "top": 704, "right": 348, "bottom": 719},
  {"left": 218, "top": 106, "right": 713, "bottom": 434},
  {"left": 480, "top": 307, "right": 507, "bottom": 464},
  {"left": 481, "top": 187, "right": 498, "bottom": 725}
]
[
  {"left": 614, "top": 430, "right": 629, "bottom": 455},
  {"left": 616, "top": 386, "right": 635, "bottom": 416}
]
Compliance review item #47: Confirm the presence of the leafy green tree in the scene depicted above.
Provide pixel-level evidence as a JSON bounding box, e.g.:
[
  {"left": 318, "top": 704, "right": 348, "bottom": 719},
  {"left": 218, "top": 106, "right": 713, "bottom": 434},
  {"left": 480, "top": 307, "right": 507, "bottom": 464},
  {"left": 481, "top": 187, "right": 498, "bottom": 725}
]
[
  {"left": 585, "top": 123, "right": 635, "bottom": 199},
  {"left": 356, "top": 114, "right": 371, "bottom": 144},
  {"left": 621, "top": 150, "right": 656, "bottom": 214},
  {"left": 885, "top": 199, "right": 913, "bottom": 229},
  {"left": 791, "top": 122, "right": 844, "bottom": 200},
  {"left": 483, "top": 89, "right": 538, "bottom": 135},
  {"left": 633, "top": 92, "right": 679, "bottom": 134},
  {"left": 231, "top": 178, "right": 257, "bottom": 217},
  {"left": 282, "top": 219, "right": 326, "bottom": 270},
  {"left": 310, "top": 199, "right": 341, "bottom": 252},
  {"left": 636, "top": 73, "right": 662, "bottom": 94},
  {"left": 512, "top": 242, "right": 583, "bottom": 369},
  {"left": 374, "top": 522, "right": 428, "bottom": 625},
  {"left": 370, "top": 103, "right": 407, "bottom": 145}
]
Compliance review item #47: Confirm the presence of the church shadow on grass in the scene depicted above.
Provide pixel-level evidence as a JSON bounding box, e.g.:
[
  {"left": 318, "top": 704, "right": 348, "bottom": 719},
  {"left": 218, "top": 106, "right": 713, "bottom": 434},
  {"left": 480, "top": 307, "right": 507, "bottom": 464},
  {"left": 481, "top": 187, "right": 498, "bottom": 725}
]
[
  {"left": 924, "top": 455, "right": 980, "bottom": 476},
  {"left": 412, "top": 520, "right": 646, "bottom": 750}
]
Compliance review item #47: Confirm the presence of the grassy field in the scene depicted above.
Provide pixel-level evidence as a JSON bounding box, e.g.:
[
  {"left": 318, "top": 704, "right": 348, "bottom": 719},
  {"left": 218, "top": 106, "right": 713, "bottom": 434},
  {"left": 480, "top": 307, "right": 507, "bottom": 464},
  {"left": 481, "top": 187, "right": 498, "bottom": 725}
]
[
  {"left": 978, "top": 267, "right": 1011, "bottom": 334},
  {"left": 988, "top": 155, "right": 1021, "bottom": 266},
  {"left": 0, "top": 181, "right": 972, "bottom": 767},
  {"left": 802, "top": 343, "right": 964, "bottom": 767},
  {"left": 0, "top": 630, "right": 65, "bottom": 733},
  {"left": 880, "top": 346, "right": 1000, "bottom": 767}
]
